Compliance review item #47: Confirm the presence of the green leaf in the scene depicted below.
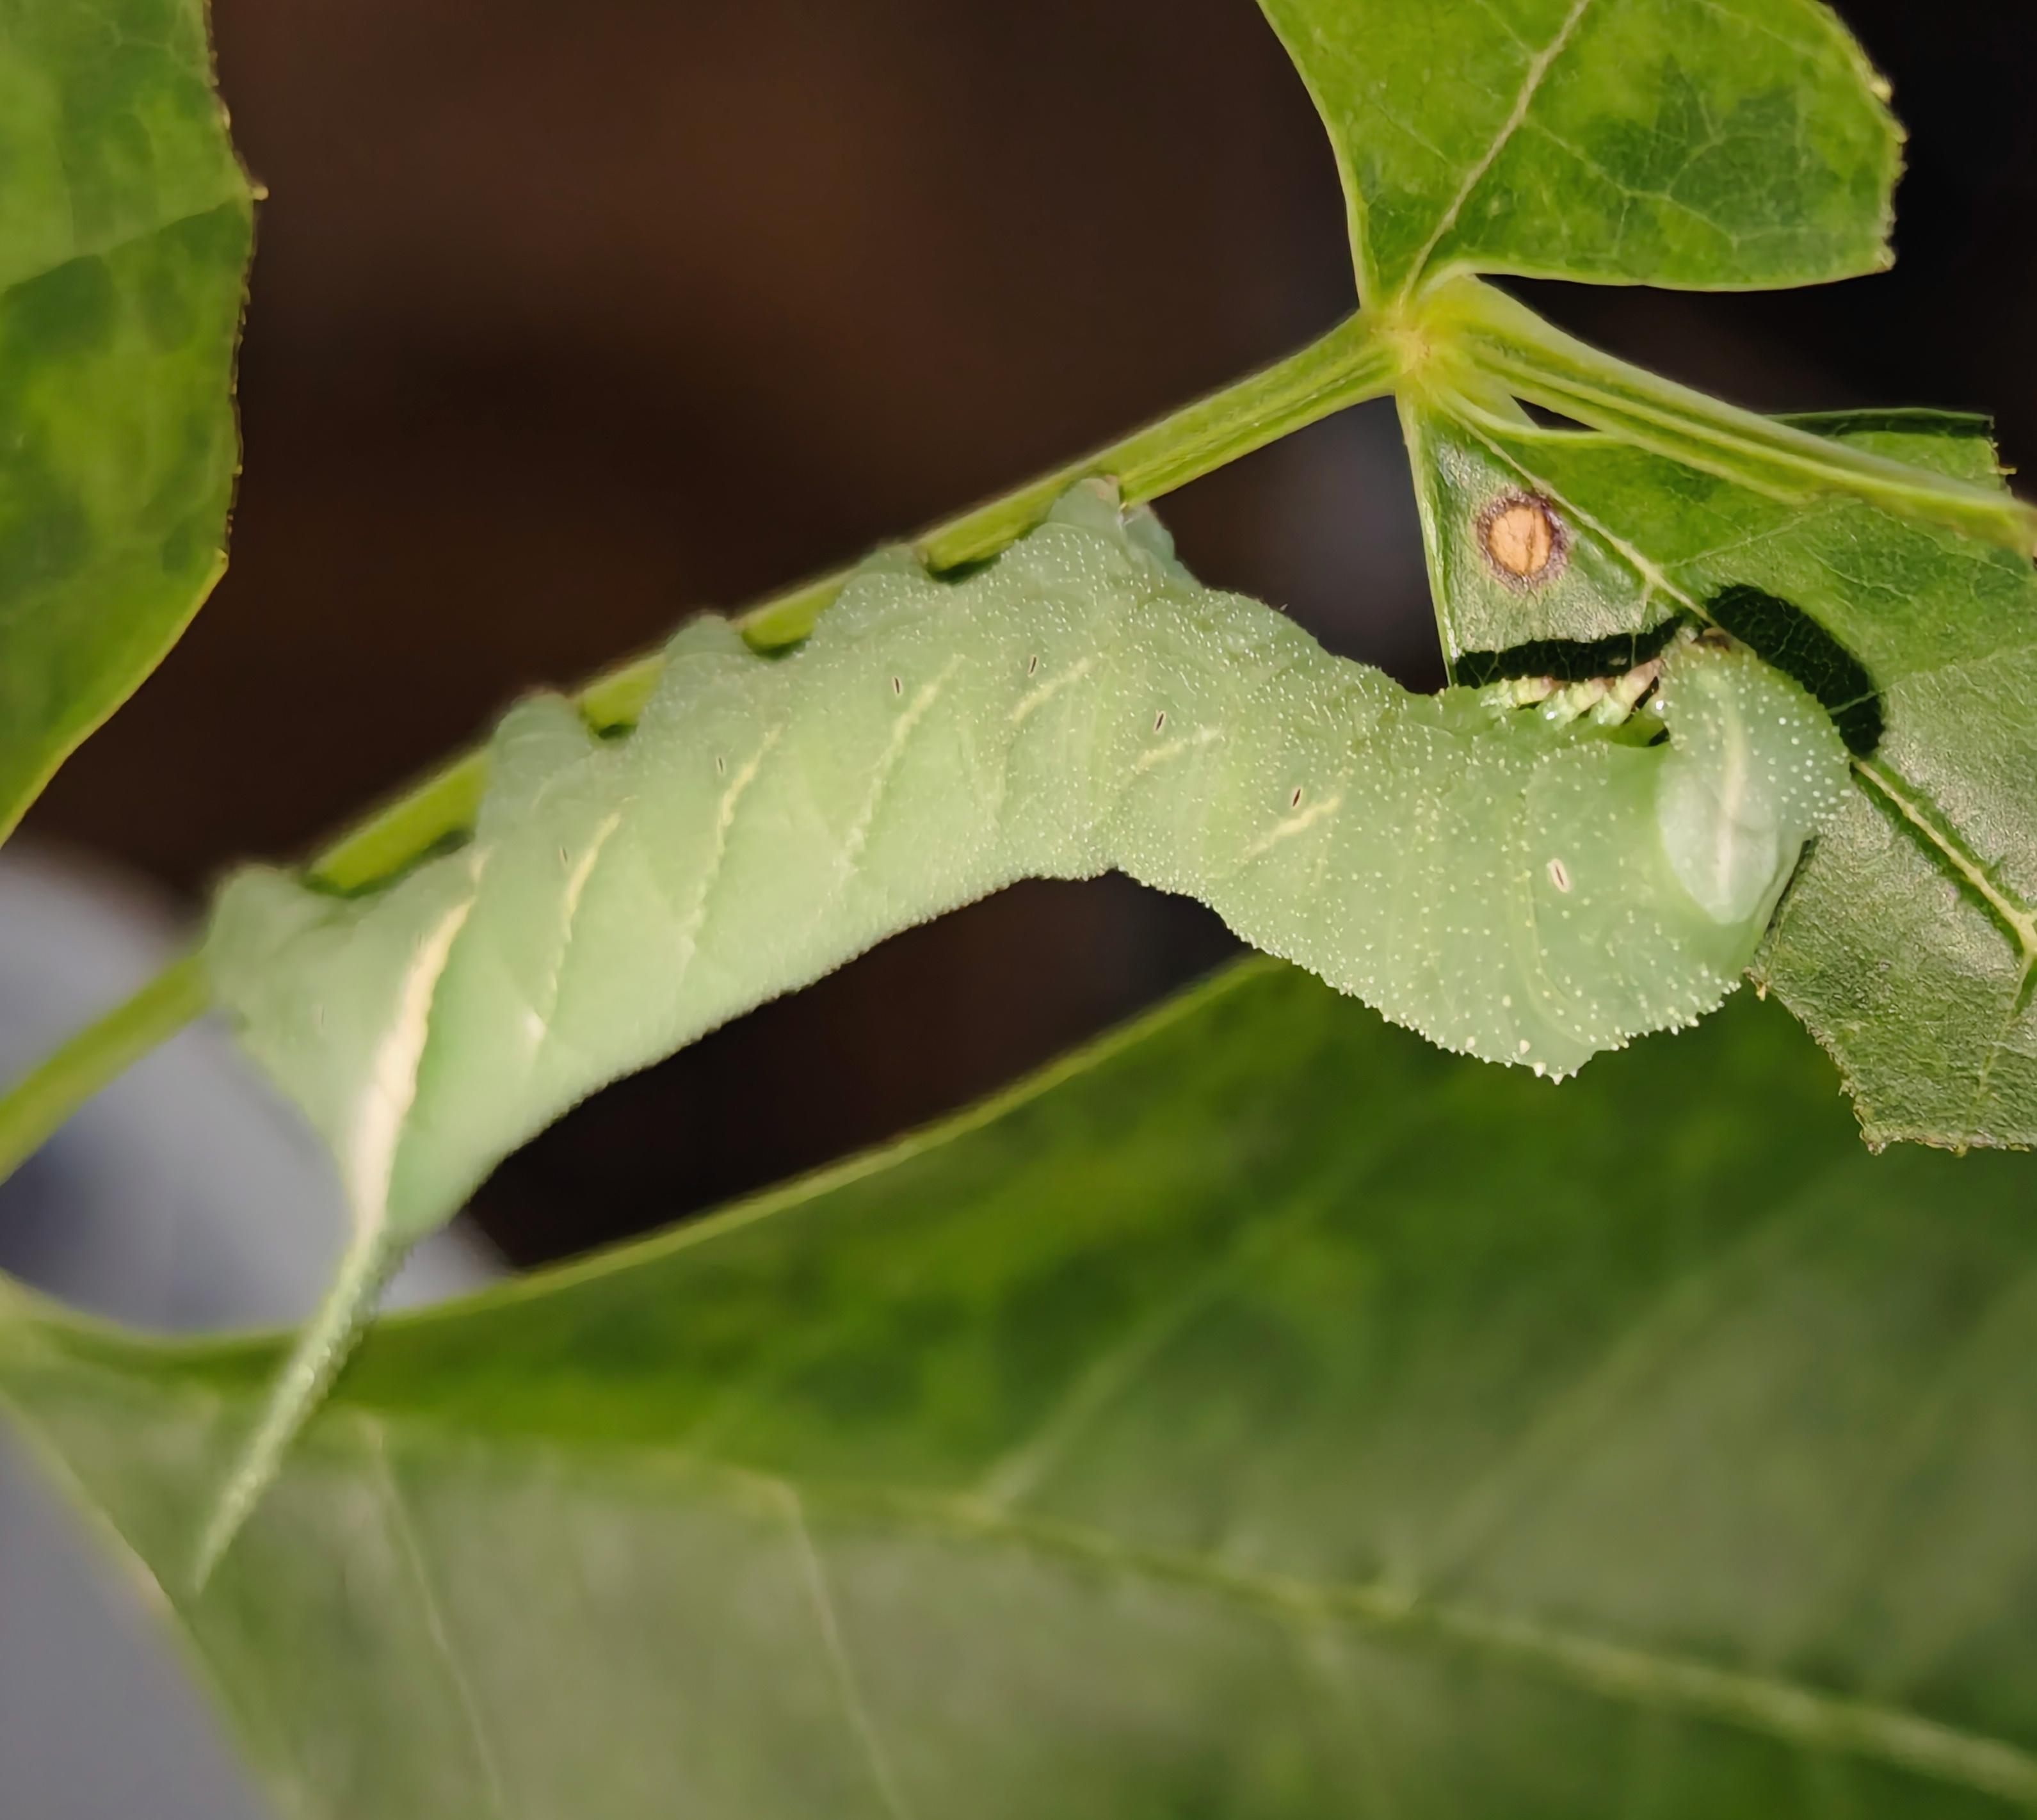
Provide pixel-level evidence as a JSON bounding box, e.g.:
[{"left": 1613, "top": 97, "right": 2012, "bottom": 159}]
[
  {"left": 1401, "top": 396, "right": 1673, "bottom": 662},
  {"left": 6, "top": 965, "right": 2037, "bottom": 1815},
  {"left": 0, "top": 0, "right": 254, "bottom": 841},
  {"left": 1406, "top": 403, "right": 2037, "bottom": 1148},
  {"left": 1252, "top": 0, "right": 1901, "bottom": 302}
]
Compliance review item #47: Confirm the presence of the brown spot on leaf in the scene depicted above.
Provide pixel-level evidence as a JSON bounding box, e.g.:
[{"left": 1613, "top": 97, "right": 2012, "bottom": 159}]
[{"left": 1477, "top": 491, "right": 1566, "bottom": 589}]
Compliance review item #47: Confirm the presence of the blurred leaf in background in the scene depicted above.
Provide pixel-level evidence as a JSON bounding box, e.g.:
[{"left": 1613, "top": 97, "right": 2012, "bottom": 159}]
[
  {"left": 0, "top": 0, "right": 251, "bottom": 841},
  {"left": 4, "top": 963, "right": 2035, "bottom": 1816}
]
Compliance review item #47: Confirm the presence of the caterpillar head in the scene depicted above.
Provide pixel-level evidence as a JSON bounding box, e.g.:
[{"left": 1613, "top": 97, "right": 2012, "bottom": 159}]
[{"left": 1653, "top": 640, "right": 1851, "bottom": 928}]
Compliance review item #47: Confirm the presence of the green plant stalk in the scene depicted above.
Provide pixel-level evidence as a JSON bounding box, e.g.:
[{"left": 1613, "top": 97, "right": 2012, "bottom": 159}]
[
  {"left": 0, "top": 314, "right": 1399, "bottom": 1184},
  {"left": 0, "top": 956, "right": 210, "bottom": 1187},
  {"left": 1432, "top": 278, "right": 2037, "bottom": 554},
  {"left": 6, "top": 275, "right": 2028, "bottom": 1191},
  {"left": 308, "top": 311, "right": 1396, "bottom": 893}
]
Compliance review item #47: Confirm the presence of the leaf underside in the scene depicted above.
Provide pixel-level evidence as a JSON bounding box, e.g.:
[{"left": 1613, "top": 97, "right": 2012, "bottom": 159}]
[
  {"left": 1254, "top": 0, "right": 2037, "bottom": 1145},
  {"left": 4, "top": 969, "right": 2037, "bottom": 1817},
  {"left": 1406, "top": 407, "right": 2037, "bottom": 1148}
]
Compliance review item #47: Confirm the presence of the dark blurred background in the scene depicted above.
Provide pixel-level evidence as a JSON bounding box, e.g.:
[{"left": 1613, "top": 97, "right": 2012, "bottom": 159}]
[{"left": 19, "top": 0, "right": 2037, "bottom": 1264}]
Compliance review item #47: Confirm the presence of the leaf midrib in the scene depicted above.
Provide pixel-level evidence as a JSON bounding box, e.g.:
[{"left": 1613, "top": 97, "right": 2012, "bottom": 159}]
[
  {"left": 1399, "top": 0, "right": 1600, "bottom": 300},
  {"left": 323, "top": 1410, "right": 2037, "bottom": 1809},
  {"left": 834, "top": 1480, "right": 2037, "bottom": 1808},
  {"left": 14, "top": 1349, "right": 2036, "bottom": 1810}
]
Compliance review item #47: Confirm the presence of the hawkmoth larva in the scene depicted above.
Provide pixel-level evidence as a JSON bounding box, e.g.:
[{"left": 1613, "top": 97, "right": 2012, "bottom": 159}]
[{"left": 192, "top": 482, "right": 1848, "bottom": 1579}]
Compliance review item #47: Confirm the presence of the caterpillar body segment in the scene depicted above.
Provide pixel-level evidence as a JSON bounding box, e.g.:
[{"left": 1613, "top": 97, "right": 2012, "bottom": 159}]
[{"left": 195, "top": 488, "right": 1848, "bottom": 1578}]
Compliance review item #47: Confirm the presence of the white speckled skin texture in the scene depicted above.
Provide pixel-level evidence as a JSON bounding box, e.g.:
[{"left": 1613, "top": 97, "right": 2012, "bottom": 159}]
[
  {"left": 209, "top": 489, "right": 1849, "bottom": 1248},
  {"left": 190, "top": 488, "right": 1849, "bottom": 1574}
]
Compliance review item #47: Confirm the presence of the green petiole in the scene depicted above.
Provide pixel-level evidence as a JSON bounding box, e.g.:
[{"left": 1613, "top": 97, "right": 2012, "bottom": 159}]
[
  {"left": 0, "top": 955, "right": 211, "bottom": 1189},
  {"left": 3, "top": 271, "right": 2027, "bottom": 1186},
  {"left": 1430, "top": 278, "right": 2037, "bottom": 556},
  {"left": 307, "top": 310, "right": 1397, "bottom": 894}
]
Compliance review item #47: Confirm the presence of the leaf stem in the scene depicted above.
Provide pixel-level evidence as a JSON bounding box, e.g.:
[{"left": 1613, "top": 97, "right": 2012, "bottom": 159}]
[
  {"left": 0, "top": 954, "right": 209, "bottom": 1187},
  {"left": 307, "top": 310, "right": 1397, "bottom": 892},
  {"left": 5, "top": 272, "right": 2027, "bottom": 1182},
  {"left": 0, "top": 315, "right": 1400, "bottom": 1161},
  {"left": 1436, "top": 278, "right": 2037, "bottom": 554}
]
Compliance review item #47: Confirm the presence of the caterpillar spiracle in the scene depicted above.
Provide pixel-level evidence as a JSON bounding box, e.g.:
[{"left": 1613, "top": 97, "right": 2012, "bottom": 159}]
[{"left": 193, "top": 483, "right": 1848, "bottom": 1579}]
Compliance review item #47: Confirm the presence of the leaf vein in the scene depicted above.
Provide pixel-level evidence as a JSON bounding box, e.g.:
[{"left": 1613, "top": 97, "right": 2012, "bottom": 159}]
[
  {"left": 54, "top": 1355, "right": 2037, "bottom": 1807},
  {"left": 360, "top": 1417, "right": 513, "bottom": 1820},
  {"left": 1402, "top": 0, "right": 1598, "bottom": 295},
  {"left": 857, "top": 1488, "right": 2037, "bottom": 1807},
  {"left": 768, "top": 1476, "right": 918, "bottom": 1820}
]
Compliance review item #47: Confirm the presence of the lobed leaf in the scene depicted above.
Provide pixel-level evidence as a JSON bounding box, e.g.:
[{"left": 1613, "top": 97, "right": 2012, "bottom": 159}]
[{"left": 4, "top": 969, "right": 2037, "bottom": 1815}]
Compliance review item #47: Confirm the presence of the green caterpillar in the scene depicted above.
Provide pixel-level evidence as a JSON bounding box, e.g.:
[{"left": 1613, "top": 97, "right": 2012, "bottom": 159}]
[{"left": 195, "top": 484, "right": 1847, "bottom": 1579}]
